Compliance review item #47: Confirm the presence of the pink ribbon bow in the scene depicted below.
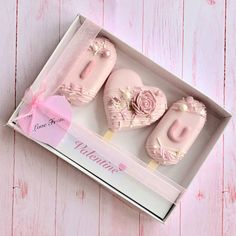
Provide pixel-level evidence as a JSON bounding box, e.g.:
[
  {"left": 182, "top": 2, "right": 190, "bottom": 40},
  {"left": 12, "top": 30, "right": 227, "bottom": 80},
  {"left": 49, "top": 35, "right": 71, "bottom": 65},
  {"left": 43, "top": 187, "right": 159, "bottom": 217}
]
[
  {"left": 14, "top": 83, "right": 47, "bottom": 134},
  {"left": 15, "top": 82, "right": 72, "bottom": 138}
]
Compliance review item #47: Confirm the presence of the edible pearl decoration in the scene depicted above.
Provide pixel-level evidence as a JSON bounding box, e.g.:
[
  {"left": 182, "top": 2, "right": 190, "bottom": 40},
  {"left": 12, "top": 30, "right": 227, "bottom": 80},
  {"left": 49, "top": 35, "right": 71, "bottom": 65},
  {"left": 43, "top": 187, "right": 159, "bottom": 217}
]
[
  {"left": 179, "top": 103, "right": 188, "bottom": 112},
  {"left": 102, "top": 49, "right": 111, "bottom": 58}
]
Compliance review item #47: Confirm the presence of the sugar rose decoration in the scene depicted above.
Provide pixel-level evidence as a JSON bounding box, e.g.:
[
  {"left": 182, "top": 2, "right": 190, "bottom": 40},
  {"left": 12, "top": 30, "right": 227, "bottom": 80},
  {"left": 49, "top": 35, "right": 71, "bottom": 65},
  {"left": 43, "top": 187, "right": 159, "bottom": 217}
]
[{"left": 131, "top": 90, "right": 156, "bottom": 116}]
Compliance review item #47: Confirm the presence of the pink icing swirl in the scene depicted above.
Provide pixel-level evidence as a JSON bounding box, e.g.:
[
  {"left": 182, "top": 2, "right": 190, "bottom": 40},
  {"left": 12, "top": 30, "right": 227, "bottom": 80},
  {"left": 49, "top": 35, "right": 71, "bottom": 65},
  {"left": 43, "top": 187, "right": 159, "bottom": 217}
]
[{"left": 131, "top": 90, "right": 156, "bottom": 117}]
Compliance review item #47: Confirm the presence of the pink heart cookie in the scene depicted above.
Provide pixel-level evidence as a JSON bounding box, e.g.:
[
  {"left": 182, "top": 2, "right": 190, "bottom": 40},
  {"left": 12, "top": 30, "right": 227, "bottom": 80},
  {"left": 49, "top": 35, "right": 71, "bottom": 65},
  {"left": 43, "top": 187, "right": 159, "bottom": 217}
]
[{"left": 103, "top": 69, "right": 167, "bottom": 131}]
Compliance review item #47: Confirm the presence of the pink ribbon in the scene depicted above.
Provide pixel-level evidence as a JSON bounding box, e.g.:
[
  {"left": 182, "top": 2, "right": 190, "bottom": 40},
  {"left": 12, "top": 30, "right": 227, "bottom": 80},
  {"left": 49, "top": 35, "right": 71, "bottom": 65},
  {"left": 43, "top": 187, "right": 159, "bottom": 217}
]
[
  {"left": 14, "top": 82, "right": 47, "bottom": 133},
  {"left": 15, "top": 84, "right": 72, "bottom": 137}
]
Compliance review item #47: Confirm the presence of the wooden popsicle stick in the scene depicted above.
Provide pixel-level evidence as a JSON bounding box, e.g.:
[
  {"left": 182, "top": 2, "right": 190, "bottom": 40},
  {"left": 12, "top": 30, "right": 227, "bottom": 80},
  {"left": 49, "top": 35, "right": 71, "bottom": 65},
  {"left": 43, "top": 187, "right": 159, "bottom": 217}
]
[
  {"left": 147, "top": 159, "right": 159, "bottom": 171},
  {"left": 103, "top": 129, "right": 114, "bottom": 141}
]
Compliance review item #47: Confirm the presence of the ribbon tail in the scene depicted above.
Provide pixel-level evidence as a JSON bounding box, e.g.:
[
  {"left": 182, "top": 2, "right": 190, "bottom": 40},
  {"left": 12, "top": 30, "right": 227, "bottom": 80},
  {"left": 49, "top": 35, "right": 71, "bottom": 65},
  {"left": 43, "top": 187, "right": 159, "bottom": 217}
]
[
  {"left": 14, "top": 110, "right": 33, "bottom": 122},
  {"left": 27, "top": 111, "right": 35, "bottom": 134}
]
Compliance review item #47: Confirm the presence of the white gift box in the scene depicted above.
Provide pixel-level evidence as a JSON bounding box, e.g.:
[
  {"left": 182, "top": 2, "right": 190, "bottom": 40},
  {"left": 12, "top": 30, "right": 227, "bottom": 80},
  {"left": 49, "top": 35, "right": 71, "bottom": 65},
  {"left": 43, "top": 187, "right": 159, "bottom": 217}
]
[{"left": 7, "top": 15, "right": 231, "bottom": 223}]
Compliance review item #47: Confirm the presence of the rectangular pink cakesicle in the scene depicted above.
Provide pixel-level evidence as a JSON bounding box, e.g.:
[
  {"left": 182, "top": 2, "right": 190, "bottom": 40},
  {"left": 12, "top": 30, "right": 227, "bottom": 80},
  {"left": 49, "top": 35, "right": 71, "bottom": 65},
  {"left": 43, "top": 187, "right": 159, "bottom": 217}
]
[
  {"left": 146, "top": 96, "right": 207, "bottom": 165},
  {"left": 57, "top": 37, "right": 117, "bottom": 106}
]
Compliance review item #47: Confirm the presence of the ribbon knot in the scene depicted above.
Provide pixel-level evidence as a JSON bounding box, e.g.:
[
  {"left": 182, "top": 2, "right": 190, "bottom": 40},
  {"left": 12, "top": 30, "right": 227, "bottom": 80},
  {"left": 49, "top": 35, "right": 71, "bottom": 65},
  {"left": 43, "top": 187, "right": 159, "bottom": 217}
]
[{"left": 15, "top": 83, "right": 47, "bottom": 133}]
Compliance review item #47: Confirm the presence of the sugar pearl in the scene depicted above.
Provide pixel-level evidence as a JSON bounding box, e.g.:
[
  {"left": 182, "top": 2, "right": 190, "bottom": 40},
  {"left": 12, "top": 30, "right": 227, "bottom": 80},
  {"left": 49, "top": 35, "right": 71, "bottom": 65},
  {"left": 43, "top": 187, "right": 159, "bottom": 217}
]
[
  {"left": 179, "top": 103, "right": 188, "bottom": 112},
  {"left": 102, "top": 49, "right": 111, "bottom": 58}
]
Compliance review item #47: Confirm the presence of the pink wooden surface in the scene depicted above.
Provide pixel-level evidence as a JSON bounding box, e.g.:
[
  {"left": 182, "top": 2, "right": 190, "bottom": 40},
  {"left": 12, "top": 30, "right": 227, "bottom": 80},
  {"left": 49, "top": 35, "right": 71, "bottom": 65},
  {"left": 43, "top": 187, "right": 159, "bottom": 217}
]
[{"left": 0, "top": 0, "right": 235, "bottom": 235}]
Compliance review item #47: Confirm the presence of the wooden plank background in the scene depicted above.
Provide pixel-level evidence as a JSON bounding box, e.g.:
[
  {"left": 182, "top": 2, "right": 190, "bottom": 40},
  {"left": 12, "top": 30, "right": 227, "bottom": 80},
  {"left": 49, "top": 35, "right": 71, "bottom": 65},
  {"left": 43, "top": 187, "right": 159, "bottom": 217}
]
[{"left": 0, "top": 0, "right": 235, "bottom": 235}]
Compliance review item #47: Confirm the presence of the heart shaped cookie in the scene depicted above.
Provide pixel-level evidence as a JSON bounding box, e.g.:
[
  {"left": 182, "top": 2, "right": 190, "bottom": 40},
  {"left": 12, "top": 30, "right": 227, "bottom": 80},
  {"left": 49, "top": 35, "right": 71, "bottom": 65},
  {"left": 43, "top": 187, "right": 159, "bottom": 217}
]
[{"left": 103, "top": 69, "right": 167, "bottom": 131}]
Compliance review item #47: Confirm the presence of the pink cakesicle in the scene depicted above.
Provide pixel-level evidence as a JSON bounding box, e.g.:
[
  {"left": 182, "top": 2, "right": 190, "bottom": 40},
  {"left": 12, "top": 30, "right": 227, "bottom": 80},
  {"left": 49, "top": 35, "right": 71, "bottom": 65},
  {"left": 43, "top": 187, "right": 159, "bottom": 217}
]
[
  {"left": 103, "top": 69, "right": 167, "bottom": 131},
  {"left": 146, "top": 96, "right": 207, "bottom": 165},
  {"left": 58, "top": 37, "right": 117, "bottom": 105}
]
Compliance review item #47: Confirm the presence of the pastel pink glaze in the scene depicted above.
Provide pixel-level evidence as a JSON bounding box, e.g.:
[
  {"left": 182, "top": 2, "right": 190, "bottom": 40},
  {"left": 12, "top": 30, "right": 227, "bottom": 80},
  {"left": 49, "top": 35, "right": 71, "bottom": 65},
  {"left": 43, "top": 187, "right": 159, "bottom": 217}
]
[
  {"left": 103, "top": 69, "right": 167, "bottom": 131},
  {"left": 146, "top": 97, "right": 207, "bottom": 165},
  {"left": 57, "top": 37, "right": 117, "bottom": 105}
]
